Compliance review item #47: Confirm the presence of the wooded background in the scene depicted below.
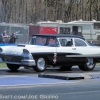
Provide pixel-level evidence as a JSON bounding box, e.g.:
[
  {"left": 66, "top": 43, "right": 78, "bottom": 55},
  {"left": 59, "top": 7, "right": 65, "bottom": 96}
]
[{"left": 0, "top": 0, "right": 100, "bottom": 23}]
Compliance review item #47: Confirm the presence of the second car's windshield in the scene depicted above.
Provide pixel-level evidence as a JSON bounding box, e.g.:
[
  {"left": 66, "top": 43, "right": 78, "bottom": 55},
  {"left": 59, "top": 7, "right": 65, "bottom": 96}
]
[{"left": 30, "top": 36, "right": 47, "bottom": 46}]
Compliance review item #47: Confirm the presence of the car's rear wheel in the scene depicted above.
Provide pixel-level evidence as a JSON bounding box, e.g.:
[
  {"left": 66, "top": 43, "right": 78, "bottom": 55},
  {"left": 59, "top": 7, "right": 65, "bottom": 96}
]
[
  {"left": 33, "top": 57, "right": 47, "bottom": 72},
  {"left": 7, "top": 64, "right": 20, "bottom": 71},
  {"left": 59, "top": 65, "right": 72, "bottom": 71},
  {"left": 78, "top": 58, "right": 96, "bottom": 71}
]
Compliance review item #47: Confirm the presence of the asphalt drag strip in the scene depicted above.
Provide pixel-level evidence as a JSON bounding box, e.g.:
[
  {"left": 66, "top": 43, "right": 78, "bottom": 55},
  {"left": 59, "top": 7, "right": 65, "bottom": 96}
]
[
  {"left": 0, "top": 75, "right": 81, "bottom": 87},
  {"left": 0, "top": 73, "right": 100, "bottom": 87}
]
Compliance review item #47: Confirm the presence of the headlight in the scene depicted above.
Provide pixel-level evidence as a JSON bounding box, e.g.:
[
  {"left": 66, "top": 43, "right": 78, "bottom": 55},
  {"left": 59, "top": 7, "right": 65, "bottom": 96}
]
[
  {"left": 0, "top": 48, "right": 3, "bottom": 53},
  {"left": 23, "top": 49, "right": 29, "bottom": 54}
]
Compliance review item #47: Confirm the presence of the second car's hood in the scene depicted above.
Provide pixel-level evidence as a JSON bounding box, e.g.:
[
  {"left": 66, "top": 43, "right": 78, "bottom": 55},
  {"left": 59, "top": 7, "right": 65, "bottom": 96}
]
[{"left": 1, "top": 44, "right": 48, "bottom": 55}]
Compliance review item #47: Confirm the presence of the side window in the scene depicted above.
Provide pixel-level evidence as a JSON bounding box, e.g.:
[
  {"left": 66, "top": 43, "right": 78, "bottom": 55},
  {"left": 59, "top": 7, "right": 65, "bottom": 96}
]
[
  {"left": 59, "top": 38, "right": 73, "bottom": 47},
  {"left": 59, "top": 39, "right": 67, "bottom": 46},
  {"left": 47, "top": 37, "right": 56, "bottom": 47},
  {"left": 74, "top": 39, "right": 87, "bottom": 46}
]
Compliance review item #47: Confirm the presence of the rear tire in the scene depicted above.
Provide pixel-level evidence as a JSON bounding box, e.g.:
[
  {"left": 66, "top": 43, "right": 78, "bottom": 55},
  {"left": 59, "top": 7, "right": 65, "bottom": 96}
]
[
  {"left": 33, "top": 57, "right": 47, "bottom": 72},
  {"left": 78, "top": 58, "right": 96, "bottom": 71},
  {"left": 7, "top": 64, "right": 20, "bottom": 71},
  {"left": 59, "top": 65, "right": 72, "bottom": 71}
]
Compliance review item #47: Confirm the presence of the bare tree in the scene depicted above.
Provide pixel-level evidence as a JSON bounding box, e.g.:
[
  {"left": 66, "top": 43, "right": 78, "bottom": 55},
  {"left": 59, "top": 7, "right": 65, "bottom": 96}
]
[{"left": 1, "top": 0, "right": 100, "bottom": 23}]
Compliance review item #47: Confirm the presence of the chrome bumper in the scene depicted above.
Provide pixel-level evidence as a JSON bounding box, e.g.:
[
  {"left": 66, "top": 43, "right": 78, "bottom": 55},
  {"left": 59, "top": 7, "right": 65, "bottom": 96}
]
[
  {"left": 21, "top": 59, "right": 36, "bottom": 66},
  {"left": 0, "top": 58, "right": 36, "bottom": 66}
]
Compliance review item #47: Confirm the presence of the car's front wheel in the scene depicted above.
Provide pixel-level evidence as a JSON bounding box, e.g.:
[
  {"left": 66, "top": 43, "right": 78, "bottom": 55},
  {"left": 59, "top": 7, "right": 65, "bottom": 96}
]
[
  {"left": 7, "top": 64, "right": 20, "bottom": 71},
  {"left": 78, "top": 58, "right": 96, "bottom": 71},
  {"left": 33, "top": 57, "right": 47, "bottom": 72}
]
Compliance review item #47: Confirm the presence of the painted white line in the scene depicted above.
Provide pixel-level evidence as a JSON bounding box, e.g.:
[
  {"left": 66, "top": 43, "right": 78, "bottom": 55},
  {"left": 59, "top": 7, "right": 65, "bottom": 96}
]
[
  {"left": 0, "top": 81, "right": 81, "bottom": 87},
  {"left": 0, "top": 75, "right": 30, "bottom": 78}
]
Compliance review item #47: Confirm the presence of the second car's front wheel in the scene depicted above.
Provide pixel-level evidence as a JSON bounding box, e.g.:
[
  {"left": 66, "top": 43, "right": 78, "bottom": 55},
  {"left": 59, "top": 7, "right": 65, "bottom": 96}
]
[
  {"left": 33, "top": 57, "right": 47, "bottom": 72},
  {"left": 78, "top": 58, "right": 96, "bottom": 71},
  {"left": 7, "top": 64, "right": 20, "bottom": 71}
]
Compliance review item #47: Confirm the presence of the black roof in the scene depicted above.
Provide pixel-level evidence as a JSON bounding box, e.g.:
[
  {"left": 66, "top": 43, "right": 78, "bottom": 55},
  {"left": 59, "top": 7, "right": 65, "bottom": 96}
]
[{"left": 32, "top": 34, "right": 85, "bottom": 40}]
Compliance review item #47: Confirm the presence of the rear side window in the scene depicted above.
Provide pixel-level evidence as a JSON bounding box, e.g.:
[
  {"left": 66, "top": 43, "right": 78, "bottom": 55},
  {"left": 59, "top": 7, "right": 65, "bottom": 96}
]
[
  {"left": 59, "top": 38, "right": 73, "bottom": 47},
  {"left": 59, "top": 39, "right": 67, "bottom": 46},
  {"left": 74, "top": 39, "right": 87, "bottom": 46}
]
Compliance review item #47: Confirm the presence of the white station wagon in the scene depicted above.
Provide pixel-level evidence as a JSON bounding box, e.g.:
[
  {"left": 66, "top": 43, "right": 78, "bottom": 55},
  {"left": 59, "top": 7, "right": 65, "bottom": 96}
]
[{"left": 0, "top": 34, "right": 99, "bottom": 72}]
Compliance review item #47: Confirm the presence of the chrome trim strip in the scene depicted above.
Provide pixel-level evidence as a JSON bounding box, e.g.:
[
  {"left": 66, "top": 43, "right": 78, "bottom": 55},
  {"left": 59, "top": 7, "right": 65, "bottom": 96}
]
[
  {"left": 2, "top": 60, "right": 36, "bottom": 66},
  {"left": 21, "top": 59, "right": 36, "bottom": 66},
  {"left": 2, "top": 61, "right": 21, "bottom": 65}
]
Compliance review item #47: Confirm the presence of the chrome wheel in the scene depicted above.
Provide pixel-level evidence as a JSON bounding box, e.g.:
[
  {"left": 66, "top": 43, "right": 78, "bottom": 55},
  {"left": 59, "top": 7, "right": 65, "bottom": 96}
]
[
  {"left": 86, "top": 58, "right": 94, "bottom": 69},
  {"left": 37, "top": 58, "right": 46, "bottom": 70},
  {"left": 78, "top": 58, "right": 96, "bottom": 71},
  {"left": 33, "top": 57, "right": 47, "bottom": 72}
]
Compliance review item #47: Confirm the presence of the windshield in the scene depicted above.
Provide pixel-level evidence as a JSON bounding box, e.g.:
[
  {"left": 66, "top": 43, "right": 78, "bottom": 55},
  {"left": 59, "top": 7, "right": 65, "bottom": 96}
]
[
  {"left": 30, "top": 36, "right": 59, "bottom": 47},
  {"left": 30, "top": 36, "right": 47, "bottom": 46},
  {"left": 84, "top": 40, "right": 91, "bottom": 46}
]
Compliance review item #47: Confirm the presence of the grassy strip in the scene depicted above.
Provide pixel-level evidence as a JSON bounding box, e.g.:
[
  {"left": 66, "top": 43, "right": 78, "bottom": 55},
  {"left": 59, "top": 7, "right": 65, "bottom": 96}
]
[
  {"left": 0, "top": 63, "right": 7, "bottom": 67},
  {"left": 96, "top": 63, "right": 100, "bottom": 65}
]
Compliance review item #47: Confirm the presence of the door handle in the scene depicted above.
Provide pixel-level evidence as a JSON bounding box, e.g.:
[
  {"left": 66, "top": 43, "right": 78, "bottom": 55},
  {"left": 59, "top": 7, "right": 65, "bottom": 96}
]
[{"left": 72, "top": 48, "right": 76, "bottom": 50}]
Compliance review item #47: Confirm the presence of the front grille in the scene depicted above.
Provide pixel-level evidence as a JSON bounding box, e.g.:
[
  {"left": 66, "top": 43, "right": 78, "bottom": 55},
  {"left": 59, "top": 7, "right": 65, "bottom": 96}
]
[{"left": 1, "top": 55, "right": 23, "bottom": 63}]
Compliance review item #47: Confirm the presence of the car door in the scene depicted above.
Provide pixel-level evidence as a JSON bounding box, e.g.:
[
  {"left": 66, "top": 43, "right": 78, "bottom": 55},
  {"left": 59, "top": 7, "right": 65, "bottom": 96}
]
[
  {"left": 45, "top": 37, "right": 58, "bottom": 63},
  {"left": 56, "top": 38, "right": 77, "bottom": 63}
]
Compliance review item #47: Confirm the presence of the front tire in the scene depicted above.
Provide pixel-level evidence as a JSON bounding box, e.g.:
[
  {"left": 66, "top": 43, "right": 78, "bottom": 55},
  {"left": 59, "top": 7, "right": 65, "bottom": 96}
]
[
  {"left": 33, "top": 57, "right": 47, "bottom": 72},
  {"left": 78, "top": 58, "right": 96, "bottom": 71},
  {"left": 7, "top": 64, "right": 20, "bottom": 71}
]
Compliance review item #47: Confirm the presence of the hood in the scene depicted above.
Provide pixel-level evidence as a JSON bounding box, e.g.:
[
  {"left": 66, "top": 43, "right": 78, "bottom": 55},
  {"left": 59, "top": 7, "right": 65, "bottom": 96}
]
[{"left": 1, "top": 44, "right": 47, "bottom": 55}]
